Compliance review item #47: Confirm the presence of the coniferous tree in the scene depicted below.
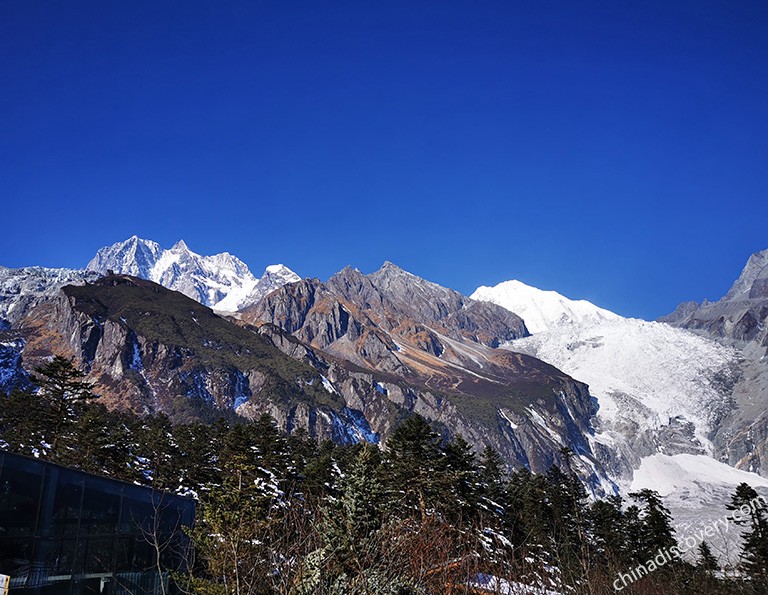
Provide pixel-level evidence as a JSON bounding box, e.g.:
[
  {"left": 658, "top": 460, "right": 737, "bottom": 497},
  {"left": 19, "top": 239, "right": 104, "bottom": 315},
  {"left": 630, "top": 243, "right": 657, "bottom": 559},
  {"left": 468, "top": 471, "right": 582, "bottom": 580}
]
[
  {"left": 173, "top": 421, "right": 221, "bottom": 495},
  {"left": 305, "top": 443, "right": 385, "bottom": 590},
  {"left": 190, "top": 424, "right": 275, "bottom": 594},
  {"left": 628, "top": 489, "right": 677, "bottom": 561},
  {"left": 477, "top": 446, "right": 508, "bottom": 521},
  {"left": 302, "top": 439, "right": 342, "bottom": 500},
  {"left": 64, "top": 403, "right": 138, "bottom": 481},
  {"left": 697, "top": 541, "right": 719, "bottom": 572},
  {"left": 727, "top": 482, "right": 768, "bottom": 581},
  {"left": 138, "top": 413, "right": 179, "bottom": 490},
  {"left": 0, "top": 388, "right": 47, "bottom": 455},
  {"left": 588, "top": 495, "right": 629, "bottom": 566},
  {"left": 382, "top": 414, "right": 446, "bottom": 523},
  {"left": 31, "top": 356, "right": 98, "bottom": 455},
  {"left": 505, "top": 467, "right": 546, "bottom": 549},
  {"left": 443, "top": 434, "right": 480, "bottom": 522},
  {"left": 544, "top": 465, "right": 589, "bottom": 583}
]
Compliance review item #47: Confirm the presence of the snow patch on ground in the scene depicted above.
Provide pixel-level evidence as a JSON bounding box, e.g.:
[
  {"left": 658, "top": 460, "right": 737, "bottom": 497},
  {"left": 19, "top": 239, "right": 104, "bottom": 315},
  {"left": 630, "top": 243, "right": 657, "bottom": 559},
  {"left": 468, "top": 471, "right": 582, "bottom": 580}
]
[
  {"left": 499, "top": 408, "right": 518, "bottom": 430},
  {"left": 628, "top": 453, "right": 768, "bottom": 498},
  {"left": 627, "top": 453, "right": 768, "bottom": 564},
  {"left": 471, "top": 573, "right": 563, "bottom": 594},
  {"left": 321, "top": 375, "right": 339, "bottom": 395}
]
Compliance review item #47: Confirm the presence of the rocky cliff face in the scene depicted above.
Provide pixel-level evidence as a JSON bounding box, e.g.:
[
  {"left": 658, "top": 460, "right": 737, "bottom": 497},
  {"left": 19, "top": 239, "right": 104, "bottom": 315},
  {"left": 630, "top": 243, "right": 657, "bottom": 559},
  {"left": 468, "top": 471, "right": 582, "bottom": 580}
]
[
  {"left": 241, "top": 263, "right": 613, "bottom": 491},
  {"left": 7, "top": 261, "right": 616, "bottom": 491},
  {"left": 661, "top": 249, "right": 768, "bottom": 351},
  {"left": 0, "top": 333, "right": 29, "bottom": 395},
  {"left": 14, "top": 275, "right": 377, "bottom": 441},
  {"left": 661, "top": 249, "right": 768, "bottom": 476},
  {"left": 243, "top": 263, "right": 528, "bottom": 370}
]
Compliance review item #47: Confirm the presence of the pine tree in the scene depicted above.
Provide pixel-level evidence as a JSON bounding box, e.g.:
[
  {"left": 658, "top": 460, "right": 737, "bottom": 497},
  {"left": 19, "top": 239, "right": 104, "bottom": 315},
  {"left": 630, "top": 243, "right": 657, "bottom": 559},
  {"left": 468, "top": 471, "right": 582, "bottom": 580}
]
[
  {"left": 190, "top": 427, "right": 275, "bottom": 594},
  {"left": 137, "top": 413, "right": 181, "bottom": 490},
  {"left": 727, "top": 482, "right": 768, "bottom": 580},
  {"left": 64, "top": 403, "right": 138, "bottom": 481},
  {"left": 0, "top": 387, "right": 47, "bottom": 456},
  {"left": 173, "top": 421, "right": 221, "bottom": 494},
  {"left": 477, "top": 446, "right": 507, "bottom": 523},
  {"left": 31, "top": 356, "right": 98, "bottom": 455},
  {"left": 443, "top": 434, "right": 480, "bottom": 522},
  {"left": 588, "top": 495, "right": 629, "bottom": 565},
  {"left": 628, "top": 489, "right": 677, "bottom": 562},
  {"left": 697, "top": 541, "right": 718, "bottom": 572},
  {"left": 382, "top": 414, "right": 446, "bottom": 524},
  {"left": 310, "top": 443, "right": 385, "bottom": 589},
  {"left": 544, "top": 465, "right": 589, "bottom": 583}
]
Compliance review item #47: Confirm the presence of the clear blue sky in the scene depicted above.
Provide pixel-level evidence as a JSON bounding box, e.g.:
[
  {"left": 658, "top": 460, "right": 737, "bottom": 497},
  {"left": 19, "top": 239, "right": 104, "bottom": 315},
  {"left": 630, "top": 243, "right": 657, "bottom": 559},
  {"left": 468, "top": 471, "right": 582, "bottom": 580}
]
[{"left": 1, "top": 1, "right": 766, "bottom": 319}]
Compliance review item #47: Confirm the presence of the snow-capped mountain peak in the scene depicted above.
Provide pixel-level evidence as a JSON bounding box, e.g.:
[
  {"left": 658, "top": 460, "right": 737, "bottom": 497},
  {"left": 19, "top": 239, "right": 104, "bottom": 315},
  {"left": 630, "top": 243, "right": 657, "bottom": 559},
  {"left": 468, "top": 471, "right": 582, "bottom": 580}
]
[
  {"left": 472, "top": 276, "right": 740, "bottom": 484},
  {"left": 87, "top": 236, "right": 163, "bottom": 279},
  {"left": 170, "top": 239, "right": 190, "bottom": 253},
  {"left": 265, "top": 264, "right": 292, "bottom": 275},
  {"left": 87, "top": 237, "right": 299, "bottom": 311},
  {"left": 471, "top": 279, "right": 619, "bottom": 333},
  {"left": 230, "top": 264, "right": 301, "bottom": 309}
]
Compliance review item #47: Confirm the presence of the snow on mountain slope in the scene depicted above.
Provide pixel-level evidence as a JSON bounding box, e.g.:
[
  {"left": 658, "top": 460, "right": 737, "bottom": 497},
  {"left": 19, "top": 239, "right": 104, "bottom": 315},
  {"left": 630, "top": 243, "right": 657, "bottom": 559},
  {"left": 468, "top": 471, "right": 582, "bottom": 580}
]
[
  {"left": 87, "top": 236, "right": 299, "bottom": 311},
  {"left": 512, "top": 318, "right": 738, "bottom": 451},
  {"left": 629, "top": 453, "right": 768, "bottom": 563},
  {"left": 629, "top": 453, "right": 768, "bottom": 499},
  {"left": 471, "top": 279, "right": 619, "bottom": 333},
  {"left": 474, "top": 280, "right": 741, "bottom": 480},
  {"left": 219, "top": 264, "right": 301, "bottom": 311},
  {"left": 0, "top": 266, "right": 99, "bottom": 327}
]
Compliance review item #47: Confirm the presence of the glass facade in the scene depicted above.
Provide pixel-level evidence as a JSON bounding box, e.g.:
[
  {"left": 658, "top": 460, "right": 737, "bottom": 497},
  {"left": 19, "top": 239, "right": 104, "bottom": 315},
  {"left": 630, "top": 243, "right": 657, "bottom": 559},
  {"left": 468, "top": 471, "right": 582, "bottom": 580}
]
[{"left": 0, "top": 451, "right": 195, "bottom": 594}]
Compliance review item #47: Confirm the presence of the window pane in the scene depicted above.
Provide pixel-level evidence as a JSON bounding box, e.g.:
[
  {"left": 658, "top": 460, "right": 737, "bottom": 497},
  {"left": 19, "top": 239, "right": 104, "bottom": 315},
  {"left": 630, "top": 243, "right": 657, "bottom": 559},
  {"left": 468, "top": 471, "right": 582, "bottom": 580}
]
[
  {"left": 81, "top": 537, "right": 115, "bottom": 573},
  {"left": 50, "top": 472, "right": 83, "bottom": 537},
  {"left": 0, "top": 464, "right": 43, "bottom": 537},
  {"left": 81, "top": 481, "right": 121, "bottom": 537},
  {"left": 120, "top": 495, "right": 154, "bottom": 535}
]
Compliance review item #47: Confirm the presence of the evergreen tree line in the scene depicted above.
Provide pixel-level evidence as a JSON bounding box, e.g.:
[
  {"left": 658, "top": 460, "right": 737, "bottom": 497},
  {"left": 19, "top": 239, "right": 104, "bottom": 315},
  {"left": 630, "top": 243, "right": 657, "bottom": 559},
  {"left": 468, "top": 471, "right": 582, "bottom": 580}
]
[{"left": 2, "top": 357, "right": 768, "bottom": 594}]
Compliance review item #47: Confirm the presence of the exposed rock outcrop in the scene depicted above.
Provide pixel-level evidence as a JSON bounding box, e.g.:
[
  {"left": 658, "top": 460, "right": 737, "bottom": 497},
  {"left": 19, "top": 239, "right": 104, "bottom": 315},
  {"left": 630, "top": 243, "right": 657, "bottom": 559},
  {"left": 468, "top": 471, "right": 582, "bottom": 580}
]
[
  {"left": 662, "top": 249, "right": 768, "bottom": 476},
  {"left": 241, "top": 263, "right": 612, "bottom": 491}
]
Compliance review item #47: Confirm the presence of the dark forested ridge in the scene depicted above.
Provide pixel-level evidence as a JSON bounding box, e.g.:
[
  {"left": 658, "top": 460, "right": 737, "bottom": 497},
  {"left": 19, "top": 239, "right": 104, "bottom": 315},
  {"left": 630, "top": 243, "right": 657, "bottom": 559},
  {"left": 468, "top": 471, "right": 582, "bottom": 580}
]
[{"left": 2, "top": 358, "right": 767, "bottom": 594}]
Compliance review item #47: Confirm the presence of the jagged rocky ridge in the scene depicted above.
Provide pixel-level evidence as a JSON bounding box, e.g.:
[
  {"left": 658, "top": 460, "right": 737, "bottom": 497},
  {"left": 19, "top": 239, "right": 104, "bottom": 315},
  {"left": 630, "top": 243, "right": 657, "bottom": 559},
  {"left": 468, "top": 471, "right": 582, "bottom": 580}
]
[
  {"left": 4, "top": 269, "right": 612, "bottom": 490},
  {"left": 6, "top": 239, "right": 768, "bottom": 496},
  {"left": 661, "top": 249, "right": 768, "bottom": 351},
  {"left": 241, "top": 262, "right": 613, "bottom": 490},
  {"left": 87, "top": 236, "right": 300, "bottom": 311},
  {"left": 0, "top": 265, "right": 99, "bottom": 328},
  {"left": 15, "top": 274, "right": 377, "bottom": 442},
  {"left": 662, "top": 249, "right": 768, "bottom": 476}
]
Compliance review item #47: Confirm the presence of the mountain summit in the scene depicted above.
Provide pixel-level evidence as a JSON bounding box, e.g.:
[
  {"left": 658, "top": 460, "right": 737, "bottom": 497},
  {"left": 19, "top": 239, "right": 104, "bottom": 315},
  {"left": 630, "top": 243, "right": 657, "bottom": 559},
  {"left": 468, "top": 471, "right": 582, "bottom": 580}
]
[
  {"left": 471, "top": 279, "right": 620, "bottom": 333},
  {"left": 87, "top": 236, "right": 299, "bottom": 311},
  {"left": 473, "top": 277, "right": 740, "bottom": 482},
  {"left": 661, "top": 248, "right": 768, "bottom": 349}
]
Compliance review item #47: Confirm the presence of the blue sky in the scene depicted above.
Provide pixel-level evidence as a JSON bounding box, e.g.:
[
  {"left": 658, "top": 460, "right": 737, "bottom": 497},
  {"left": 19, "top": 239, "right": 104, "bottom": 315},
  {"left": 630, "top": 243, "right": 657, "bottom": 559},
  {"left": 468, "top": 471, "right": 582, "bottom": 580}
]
[{"left": 1, "top": 1, "right": 766, "bottom": 319}]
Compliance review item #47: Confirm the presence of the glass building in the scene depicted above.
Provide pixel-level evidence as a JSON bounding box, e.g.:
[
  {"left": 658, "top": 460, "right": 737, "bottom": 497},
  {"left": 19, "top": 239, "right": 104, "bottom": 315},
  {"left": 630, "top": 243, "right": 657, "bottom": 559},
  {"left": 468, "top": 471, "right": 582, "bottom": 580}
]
[{"left": 0, "top": 451, "right": 195, "bottom": 594}]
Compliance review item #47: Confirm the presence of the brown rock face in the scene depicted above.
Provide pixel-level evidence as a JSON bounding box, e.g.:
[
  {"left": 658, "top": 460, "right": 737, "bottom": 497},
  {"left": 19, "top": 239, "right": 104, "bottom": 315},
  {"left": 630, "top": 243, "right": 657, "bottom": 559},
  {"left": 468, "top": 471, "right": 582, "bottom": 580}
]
[
  {"left": 12, "top": 267, "right": 613, "bottom": 491},
  {"left": 241, "top": 262, "right": 528, "bottom": 371},
  {"left": 240, "top": 263, "right": 611, "bottom": 490},
  {"left": 16, "top": 275, "right": 377, "bottom": 440}
]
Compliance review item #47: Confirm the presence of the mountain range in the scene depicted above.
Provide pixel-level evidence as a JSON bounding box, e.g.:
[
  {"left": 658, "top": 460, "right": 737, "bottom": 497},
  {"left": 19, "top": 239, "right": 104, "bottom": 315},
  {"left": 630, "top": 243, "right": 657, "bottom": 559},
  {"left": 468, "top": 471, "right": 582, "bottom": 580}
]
[
  {"left": 2, "top": 238, "right": 768, "bottom": 511},
  {"left": 86, "top": 235, "right": 300, "bottom": 311}
]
